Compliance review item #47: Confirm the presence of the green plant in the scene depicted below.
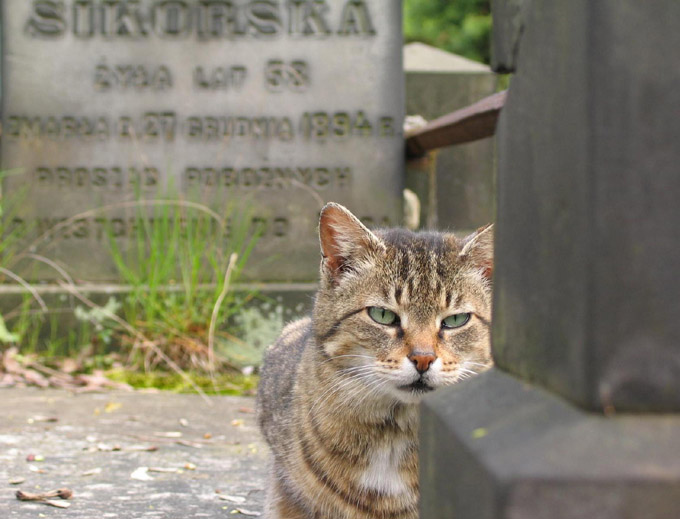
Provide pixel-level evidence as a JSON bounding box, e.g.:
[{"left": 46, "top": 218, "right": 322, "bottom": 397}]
[
  {"left": 0, "top": 169, "right": 44, "bottom": 349},
  {"left": 404, "top": 0, "right": 492, "bottom": 64},
  {"left": 0, "top": 167, "right": 264, "bottom": 394},
  {"left": 100, "top": 196, "right": 263, "bottom": 373}
]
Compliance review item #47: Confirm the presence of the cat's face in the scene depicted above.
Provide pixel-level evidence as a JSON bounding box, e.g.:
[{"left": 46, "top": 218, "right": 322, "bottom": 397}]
[{"left": 314, "top": 203, "right": 493, "bottom": 405}]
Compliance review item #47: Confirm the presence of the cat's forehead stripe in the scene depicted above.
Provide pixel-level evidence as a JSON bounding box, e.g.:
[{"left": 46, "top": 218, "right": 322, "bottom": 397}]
[
  {"left": 394, "top": 286, "right": 402, "bottom": 305},
  {"left": 362, "top": 228, "right": 474, "bottom": 319}
]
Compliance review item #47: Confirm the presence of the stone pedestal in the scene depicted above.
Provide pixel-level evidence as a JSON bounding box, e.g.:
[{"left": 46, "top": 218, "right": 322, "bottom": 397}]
[{"left": 421, "top": 370, "right": 680, "bottom": 519}]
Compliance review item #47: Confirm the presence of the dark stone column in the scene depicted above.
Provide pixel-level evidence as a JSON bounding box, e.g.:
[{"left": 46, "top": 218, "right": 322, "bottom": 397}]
[
  {"left": 493, "top": 0, "right": 680, "bottom": 413},
  {"left": 421, "top": 1, "right": 680, "bottom": 517}
]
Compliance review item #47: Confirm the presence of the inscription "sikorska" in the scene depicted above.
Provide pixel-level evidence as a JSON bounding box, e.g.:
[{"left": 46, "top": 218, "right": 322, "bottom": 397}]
[{"left": 26, "top": 0, "right": 376, "bottom": 39}]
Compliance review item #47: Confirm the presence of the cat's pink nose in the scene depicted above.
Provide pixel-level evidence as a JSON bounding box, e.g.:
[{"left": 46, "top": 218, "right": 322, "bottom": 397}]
[{"left": 408, "top": 352, "right": 436, "bottom": 374}]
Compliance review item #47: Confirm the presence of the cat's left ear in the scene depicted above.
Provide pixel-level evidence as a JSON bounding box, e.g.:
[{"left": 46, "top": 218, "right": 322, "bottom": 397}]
[
  {"left": 459, "top": 224, "right": 494, "bottom": 280},
  {"left": 319, "top": 203, "right": 384, "bottom": 283}
]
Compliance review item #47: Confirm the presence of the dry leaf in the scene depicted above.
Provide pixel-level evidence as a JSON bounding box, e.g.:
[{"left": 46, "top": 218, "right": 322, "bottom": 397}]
[
  {"left": 232, "top": 509, "right": 261, "bottom": 516},
  {"left": 27, "top": 416, "right": 58, "bottom": 424},
  {"left": 22, "top": 369, "right": 49, "bottom": 388},
  {"left": 217, "top": 495, "right": 246, "bottom": 504},
  {"left": 104, "top": 402, "right": 123, "bottom": 413},
  {"left": 148, "top": 467, "right": 181, "bottom": 474},
  {"left": 176, "top": 440, "right": 203, "bottom": 449},
  {"left": 9, "top": 477, "right": 26, "bottom": 485},
  {"left": 96, "top": 443, "right": 121, "bottom": 452},
  {"left": 130, "top": 467, "right": 153, "bottom": 481},
  {"left": 472, "top": 428, "right": 488, "bottom": 439},
  {"left": 230, "top": 419, "right": 244, "bottom": 427},
  {"left": 81, "top": 468, "right": 102, "bottom": 476},
  {"left": 60, "top": 358, "right": 79, "bottom": 373},
  {"left": 154, "top": 431, "right": 182, "bottom": 438},
  {"left": 125, "top": 444, "right": 158, "bottom": 452}
]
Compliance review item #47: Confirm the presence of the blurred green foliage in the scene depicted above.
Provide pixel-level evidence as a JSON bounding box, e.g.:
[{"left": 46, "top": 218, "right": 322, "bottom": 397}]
[{"left": 404, "top": 0, "right": 492, "bottom": 64}]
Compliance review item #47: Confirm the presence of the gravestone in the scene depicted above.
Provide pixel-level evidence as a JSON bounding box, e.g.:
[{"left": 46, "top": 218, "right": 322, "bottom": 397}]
[
  {"left": 404, "top": 43, "right": 497, "bottom": 232},
  {"left": 1, "top": 0, "right": 404, "bottom": 283},
  {"left": 420, "top": 1, "right": 680, "bottom": 517}
]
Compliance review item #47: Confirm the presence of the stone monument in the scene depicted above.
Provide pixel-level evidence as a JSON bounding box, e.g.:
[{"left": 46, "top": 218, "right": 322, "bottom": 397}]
[
  {"left": 420, "top": 1, "right": 680, "bottom": 517},
  {"left": 1, "top": 0, "right": 404, "bottom": 283}
]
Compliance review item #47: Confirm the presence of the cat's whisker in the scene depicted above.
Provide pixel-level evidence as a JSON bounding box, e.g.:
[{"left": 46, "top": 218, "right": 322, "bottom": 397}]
[
  {"left": 339, "top": 365, "right": 378, "bottom": 375},
  {"left": 308, "top": 376, "right": 364, "bottom": 417},
  {"left": 329, "top": 372, "right": 386, "bottom": 410},
  {"left": 347, "top": 377, "right": 392, "bottom": 411},
  {"left": 320, "top": 354, "right": 376, "bottom": 366},
  {"left": 307, "top": 370, "right": 378, "bottom": 417}
]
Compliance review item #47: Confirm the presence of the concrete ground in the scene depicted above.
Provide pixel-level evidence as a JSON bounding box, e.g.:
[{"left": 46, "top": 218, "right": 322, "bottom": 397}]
[{"left": 0, "top": 388, "right": 268, "bottom": 518}]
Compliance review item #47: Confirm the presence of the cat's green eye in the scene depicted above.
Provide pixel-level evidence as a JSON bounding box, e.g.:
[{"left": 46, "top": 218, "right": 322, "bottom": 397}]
[
  {"left": 441, "top": 313, "right": 471, "bottom": 329},
  {"left": 368, "top": 307, "right": 399, "bottom": 326}
]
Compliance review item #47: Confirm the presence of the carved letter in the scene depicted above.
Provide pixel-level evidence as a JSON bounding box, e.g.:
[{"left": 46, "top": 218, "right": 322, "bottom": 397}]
[
  {"left": 154, "top": 66, "right": 173, "bottom": 90},
  {"left": 95, "top": 62, "right": 112, "bottom": 90},
  {"left": 288, "top": 0, "right": 330, "bottom": 36},
  {"left": 197, "top": 0, "right": 239, "bottom": 38},
  {"left": 337, "top": 0, "right": 375, "bottom": 36},
  {"left": 231, "top": 66, "right": 247, "bottom": 89},
  {"left": 36, "top": 167, "right": 53, "bottom": 183},
  {"left": 114, "top": 0, "right": 148, "bottom": 37},
  {"left": 73, "top": 0, "right": 95, "bottom": 37},
  {"left": 246, "top": 1, "right": 282, "bottom": 36},
  {"left": 102, "top": 0, "right": 147, "bottom": 38},
  {"left": 278, "top": 118, "right": 294, "bottom": 141},
  {"left": 26, "top": 0, "right": 67, "bottom": 38},
  {"left": 154, "top": 0, "right": 191, "bottom": 38}
]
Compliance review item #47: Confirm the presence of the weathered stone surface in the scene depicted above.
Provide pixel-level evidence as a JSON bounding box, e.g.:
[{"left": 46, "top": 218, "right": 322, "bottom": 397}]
[
  {"left": 421, "top": 1, "right": 680, "bottom": 516},
  {"left": 490, "top": 0, "right": 529, "bottom": 73},
  {"left": 420, "top": 370, "right": 680, "bottom": 519},
  {"left": 404, "top": 43, "right": 497, "bottom": 233},
  {"left": 493, "top": 0, "right": 680, "bottom": 412},
  {"left": 2, "top": 0, "right": 404, "bottom": 283},
  {"left": 0, "top": 388, "right": 267, "bottom": 518}
]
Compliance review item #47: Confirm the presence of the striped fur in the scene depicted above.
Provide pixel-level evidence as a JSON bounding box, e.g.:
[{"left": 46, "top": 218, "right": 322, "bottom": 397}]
[{"left": 258, "top": 204, "right": 493, "bottom": 519}]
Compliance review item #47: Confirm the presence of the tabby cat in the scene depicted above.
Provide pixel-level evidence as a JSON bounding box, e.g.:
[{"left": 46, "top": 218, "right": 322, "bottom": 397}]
[{"left": 257, "top": 203, "right": 494, "bottom": 519}]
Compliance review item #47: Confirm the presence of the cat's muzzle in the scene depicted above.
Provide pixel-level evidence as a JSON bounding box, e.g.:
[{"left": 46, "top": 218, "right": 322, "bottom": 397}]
[{"left": 398, "top": 378, "right": 434, "bottom": 393}]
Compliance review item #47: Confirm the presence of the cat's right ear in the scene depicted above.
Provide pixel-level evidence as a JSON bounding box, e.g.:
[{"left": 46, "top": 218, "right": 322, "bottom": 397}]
[
  {"left": 459, "top": 224, "right": 494, "bottom": 280},
  {"left": 319, "top": 203, "right": 384, "bottom": 283}
]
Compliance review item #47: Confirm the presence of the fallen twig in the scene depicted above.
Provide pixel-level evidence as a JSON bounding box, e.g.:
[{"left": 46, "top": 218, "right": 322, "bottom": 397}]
[{"left": 16, "top": 488, "right": 73, "bottom": 508}]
